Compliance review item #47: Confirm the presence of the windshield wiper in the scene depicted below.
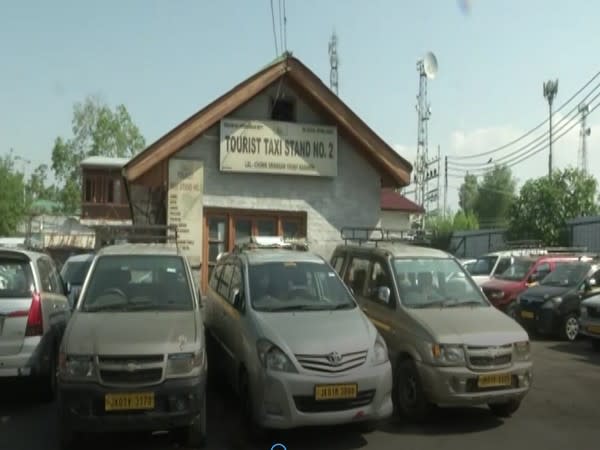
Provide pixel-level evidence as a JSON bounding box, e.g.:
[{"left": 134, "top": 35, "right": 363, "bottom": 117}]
[
  {"left": 84, "top": 303, "right": 128, "bottom": 312},
  {"left": 445, "top": 300, "right": 484, "bottom": 307}
]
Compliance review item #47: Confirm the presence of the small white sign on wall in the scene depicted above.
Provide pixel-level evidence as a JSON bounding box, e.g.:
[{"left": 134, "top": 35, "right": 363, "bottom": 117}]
[{"left": 167, "top": 159, "right": 204, "bottom": 268}]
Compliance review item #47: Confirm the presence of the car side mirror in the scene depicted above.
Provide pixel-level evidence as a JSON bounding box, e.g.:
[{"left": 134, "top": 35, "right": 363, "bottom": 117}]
[
  {"left": 231, "top": 288, "right": 244, "bottom": 310},
  {"left": 377, "top": 286, "right": 391, "bottom": 304},
  {"left": 527, "top": 273, "right": 538, "bottom": 283},
  {"left": 586, "top": 278, "right": 597, "bottom": 290},
  {"left": 65, "top": 281, "right": 72, "bottom": 294}
]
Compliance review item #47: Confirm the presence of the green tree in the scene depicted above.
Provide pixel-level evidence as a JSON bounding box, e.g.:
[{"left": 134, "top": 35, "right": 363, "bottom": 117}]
[
  {"left": 427, "top": 210, "right": 479, "bottom": 250},
  {"left": 0, "top": 152, "right": 27, "bottom": 235},
  {"left": 458, "top": 173, "right": 479, "bottom": 213},
  {"left": 473, "top": 165, "right": 516, "bottom": 228},
  {"left": 508, "top": 168, "right": 599, "bottom": 245},
  {"left": 51, "top": 96, "right": 146, "bottom": 213},
  {"left": 453, "top": 210, "right": 479, "bottom": 230}
]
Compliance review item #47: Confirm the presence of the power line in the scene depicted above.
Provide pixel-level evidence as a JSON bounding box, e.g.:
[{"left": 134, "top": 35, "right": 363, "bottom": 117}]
[
  {"left": 270, "top": 0, "right": 279, "bottom": 57},
  {"left": 278, "top": 0, "right": 284, "bottom": 54},
  {"left": 449, "top": 69, "right": 600, "bottom": 160},
  {"left": 448, "top": 95, "right": 600, "bottom": 175},
  {"left": 283, "top": 0, "right": 287, "bottom": 52},
  {"left": 448, "top": 84, "right": 600, "bottom": 169}
]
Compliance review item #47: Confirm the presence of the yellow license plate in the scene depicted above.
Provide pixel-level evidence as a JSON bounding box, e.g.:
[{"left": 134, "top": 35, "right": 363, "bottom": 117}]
[
  {"left": 478, "top": 373, "right": 512, "bottom": 388},
  {"left": 521, "top": 310, "right": 534, "bottom": 319},
  {"left": 314, "top": 383, "right": 358, "bottom": 401},
  {"left": 105, "top": 392, "right": 155, "bottom": 411},
  {"left": 586, "top": 325, "right": 600, "bottom": 335}
]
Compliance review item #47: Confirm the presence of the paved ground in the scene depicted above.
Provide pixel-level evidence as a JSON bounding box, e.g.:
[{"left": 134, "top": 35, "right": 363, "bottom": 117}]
[{"left": 2, "top": 338, "right": 599, "bottom": 450}]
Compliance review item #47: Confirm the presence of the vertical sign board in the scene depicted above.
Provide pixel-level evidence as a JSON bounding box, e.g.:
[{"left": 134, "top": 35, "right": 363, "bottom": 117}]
[{"left": 167, "top": 159, "right": 204, "bottom": 269}]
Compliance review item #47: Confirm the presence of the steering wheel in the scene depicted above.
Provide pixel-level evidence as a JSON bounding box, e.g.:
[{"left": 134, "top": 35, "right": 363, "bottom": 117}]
[{"left": 101, "top": 287, "right": 127, "bottom": 299}]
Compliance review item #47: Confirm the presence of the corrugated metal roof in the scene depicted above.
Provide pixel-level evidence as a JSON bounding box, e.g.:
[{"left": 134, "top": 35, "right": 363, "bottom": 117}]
[{"left": 80, "top": 156, "right": 130, "bottom": 168}]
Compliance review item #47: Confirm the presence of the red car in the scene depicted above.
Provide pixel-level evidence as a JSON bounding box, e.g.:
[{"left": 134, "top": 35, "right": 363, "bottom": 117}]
[{"left": 482, "top": 255, "right": 581, "bottom": 317}]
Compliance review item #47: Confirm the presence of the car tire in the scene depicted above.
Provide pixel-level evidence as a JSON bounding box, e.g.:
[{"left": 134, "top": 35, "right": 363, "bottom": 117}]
[
  {"left": 561, "top": 314, "right": 580, "bottom": 341},
  {"left": 40, "top": 347, "right": 58, "bottom": 402},
  {"left": 239, "top": 370, "right": 269, "bottom": 443},
  {"left": 488, "top": 399, "right": 521, "bottom": 417},
  {"left": 591, "top": 339, "right": 600, "bottom": 352},
  {"left": 393, "top": 358, "right": 432, "bottom": 422}
]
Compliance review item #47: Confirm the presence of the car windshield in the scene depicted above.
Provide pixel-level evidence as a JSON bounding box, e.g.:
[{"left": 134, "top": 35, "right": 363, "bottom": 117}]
[
  {"left": 392, "top": 257, "right": 488, "bottom": 308},
  {"left": 0, "top": 258, "right": 34, "bottom": 298},
  {"left": 496, "top": 259, "right": 535, "bottom": 281},
  {"left": 249, "top": 261, "right": 356, "bottom": 312},
  {"left": 79, "top": 255, "right": 193, "bottom": 312},
  {"left": 469, "top": 256, "right": 498, "bottom": 276},
  {"left": 61, "top": 259, "right": 92, "bottom": 285},
  {"left": 540, "top": 263, "right": 589, "bottom": 287}
]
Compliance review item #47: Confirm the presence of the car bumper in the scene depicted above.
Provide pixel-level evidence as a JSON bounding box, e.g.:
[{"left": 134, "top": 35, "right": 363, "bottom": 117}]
[
  {"left": 579, "top": 317, "right": 600, "bottom": 338},
  {"left": 517, "top": 306, "right": 560, "bottom": 335},
  {"left": 57, "top": 375, "right": 206, "bottom": 433},
  {"left": 416, "top": 360, "right": 532, "bottom": 406},
  {"left": 0, "top": 336, "right": 45, "bottom": 378},
  {"left": 251, "top": 361, "right": 393, "bottom": 429}
]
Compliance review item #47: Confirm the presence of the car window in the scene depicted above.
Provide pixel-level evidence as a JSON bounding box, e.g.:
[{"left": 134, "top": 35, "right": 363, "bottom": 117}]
[
  {"left": 540, "top": 263, "right": 589, "bottom": 287},
  {"left": 79, "top": 254, "right": 193, "bottom": 312},
  {"left": 248, "top": 261, "right": 355, "bottom": 312},
  {"left": 534, "top": 262, "right": 551, "bottom": 279},
  {"left": 345, "top": 256, "right": 370, "bottom": 295},
  {"left": 469, "top": 255, "right": 498, "bottom": 276},
  {"left": 209, "top": 264, "right": 223, "bottom": 291},
  {"left": 0, "top": 257, "right": 34, "bottom": 298},
  {"left": 331, "top": 255, "right": 345, "bottom": 275},
  {"left": 61, "top": 259, "right": 92, "bottom": 285},
  {"left": 392, "top": 257, "right": 488, "bottom": 308},
  {"left": 37, "top": 258, "right": 54, "bottom": 293},
  {"left": 367, "top": 260, "right": 395, "bottom": 308},
  {"left": 494, "top": 257, "right": 512, "bottom": 276},
  {"left": 217, "top": 264, "right": 234, "bottom": 300},
  {"left": 48, "top": 260, "right": 64, "bottom": 295},
  {"left": 228, "top": 263, "right": 243, "bottom": 304},
  {"left": 496, "top": 259, "right": 535, "bottom": 281}
]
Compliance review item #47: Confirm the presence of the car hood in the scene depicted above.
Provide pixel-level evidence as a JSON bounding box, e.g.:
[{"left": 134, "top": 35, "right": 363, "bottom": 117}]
[
  {"left": 519, "top": 284, "right": 571, "bottom": 300},
  {"left": 483, "top": 278, "right": 525, "bottom": 294},
  {"left": 64, "top": 311, "right": 198, "bottom": 355},
  {"left": 254, "top": 308, "right": 376, "bottom": 355},
  {"left": 410, "top": 306, "right": 528, "bottom": 345}
]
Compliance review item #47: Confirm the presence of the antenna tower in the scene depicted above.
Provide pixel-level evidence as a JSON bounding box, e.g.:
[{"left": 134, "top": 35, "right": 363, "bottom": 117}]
[
  {"left": 578, "top": 102, "right": 591, "bottom": 174},
  {"left": 414, "top": 52, "right": 440, "bottom": 224},
  {"left": 328, "top": 31, "right": 339, "bottom": 95}
]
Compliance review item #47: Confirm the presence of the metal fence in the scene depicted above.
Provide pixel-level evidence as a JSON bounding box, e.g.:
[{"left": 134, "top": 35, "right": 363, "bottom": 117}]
[{"left": 567, "top": 215, "right": 600, "bottom": 253}]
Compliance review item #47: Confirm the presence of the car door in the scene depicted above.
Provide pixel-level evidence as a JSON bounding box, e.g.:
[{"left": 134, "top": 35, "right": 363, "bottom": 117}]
[
  {"left": 37, "top": 257, "right": 69, "bottom": 335},
  {"left": 219, "top": 260, "right": 245, "bottom": 386},
  {"left": 213, "top": 262, "right": 236, "bottom": 378}
]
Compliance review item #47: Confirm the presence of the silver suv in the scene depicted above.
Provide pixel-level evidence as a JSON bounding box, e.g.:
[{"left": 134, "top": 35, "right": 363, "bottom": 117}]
[
  {"left": 0, "top": 247, "right": 70, "bottom": 400},
  {"left": 204, "top": 236, "right": 393, "bottom": 437},
  {"left": 331, "top": 228, "right": 533, "bottom": 421},
  {"left": 57, "top": 243, "right": 207, "bottom": 449}
]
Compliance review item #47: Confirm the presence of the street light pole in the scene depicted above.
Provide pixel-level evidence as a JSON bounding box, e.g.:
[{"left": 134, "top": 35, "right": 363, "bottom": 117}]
[{"left": 543, "top": 79, "right": 559, "bottom": 176}]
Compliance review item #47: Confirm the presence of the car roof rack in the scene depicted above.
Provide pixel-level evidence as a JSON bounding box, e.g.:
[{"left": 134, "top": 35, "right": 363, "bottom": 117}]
[
  {"left": 94, "top": 225, "right": 180, "bottom": 252},
  {"left": 231, "top": 236, "right": 309, "bottom": 253},
  {"left": 340, "top": 227, "right": 432, "bottom": 247}
]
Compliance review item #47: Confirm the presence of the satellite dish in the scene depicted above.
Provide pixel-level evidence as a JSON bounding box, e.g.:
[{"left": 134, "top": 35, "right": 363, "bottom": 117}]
[{"left": 423, "top": 52, "right": 438, "bottom": 79}]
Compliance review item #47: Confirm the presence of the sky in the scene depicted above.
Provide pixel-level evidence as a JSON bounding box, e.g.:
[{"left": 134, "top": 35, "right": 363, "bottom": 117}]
[{"left": 1, "top": 0, "right": 599, "bottom": 212}]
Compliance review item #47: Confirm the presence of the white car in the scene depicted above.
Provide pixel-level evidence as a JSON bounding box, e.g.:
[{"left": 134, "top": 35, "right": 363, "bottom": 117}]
[{"left": 579, "top": 294, "right": 600, "bottom": 351}]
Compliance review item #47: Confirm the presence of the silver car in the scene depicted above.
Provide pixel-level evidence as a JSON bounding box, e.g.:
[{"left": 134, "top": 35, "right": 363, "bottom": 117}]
[
  {"left": 0, "top": 247, "right": 70, "bottom": 401},
  {"left": 204, "top": 237, "right": 393, "bottom": 436},
  {"left": 579, "top": 294, "right": 600, "bottom": 351},
  {"left": 57, "top": 244, "right": 207, "bottom": 449}
]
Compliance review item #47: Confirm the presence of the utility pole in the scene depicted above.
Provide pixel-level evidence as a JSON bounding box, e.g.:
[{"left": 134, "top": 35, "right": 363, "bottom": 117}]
[
  {"left": 543, "top": 79, "right": 559, "bottom": 176},
  {"left": 328, "top": 31, "right": 339, "bottom": 95},
  {"left": 444, "top": 155, "right": 448, "bottom": 218},
  {"left": 578, "top": 103, "right": 591, "bottom": 175}
]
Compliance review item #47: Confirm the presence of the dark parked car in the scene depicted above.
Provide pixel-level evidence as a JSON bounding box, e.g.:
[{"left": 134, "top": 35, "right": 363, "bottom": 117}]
[
  {"left": 60, "top": 253, "right": 94, "bottom": 309},
  {"left": 516, "top": 260, "right": 600, "bottom": 341}
]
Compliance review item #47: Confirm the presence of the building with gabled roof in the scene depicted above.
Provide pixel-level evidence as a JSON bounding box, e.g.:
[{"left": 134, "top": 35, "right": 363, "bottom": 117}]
[{"left": 121, "top": 52, "right": 413, "bottom": 291}]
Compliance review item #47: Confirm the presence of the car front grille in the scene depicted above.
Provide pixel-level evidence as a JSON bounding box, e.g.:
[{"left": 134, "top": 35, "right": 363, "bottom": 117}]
[
  {"left": 293, "top": 389, "right": 375, "bottom": 413},
  {"left": 97, "top": 354, "right": 164, "bottom": 386},
  {"left": 294, "top": 350, "right": 368, "bottom": 373},
  {"left": 466, "top": 344, "right": 513, "bottom": 369}
]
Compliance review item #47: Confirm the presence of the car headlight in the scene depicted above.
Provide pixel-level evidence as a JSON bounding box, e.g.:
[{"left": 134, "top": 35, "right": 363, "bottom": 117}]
[
  {"left": 489, "top": 290, "right": 504, "bottom": 300},
  {"left": 371, "top": 333, "right": 389, "bottom": 366},
  {"left": 257, "top": 339, "right": 297, "bottom": 373},
  {"left": 166, "top": 351, "right": 204, "bottom": 376},
  {"left": 542, "top": 297, "right": 562, "bottom": 309},
  {"left": 430, "top": 344, "right": 465, "bottom": 366},
  {"left": 59, "top": 353, "right": 96, "bottom": 381},
  {"left": 514, "top": 340, "right": 531, "bottom": 361}
]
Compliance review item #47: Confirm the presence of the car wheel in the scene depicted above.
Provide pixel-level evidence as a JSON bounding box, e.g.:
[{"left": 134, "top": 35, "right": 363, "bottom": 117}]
[
  {"left": 592, "top": 339, "right": 600, "bottom": 352},
  {"left": 561, "top": 314, "right": 580, "bottom": 341},
  {"left": 239, "top": 370, "right": 268, "bottom": 443},
  {"left": 488, "top": 399, "right": 521, "bottom": 417},
  {"left": 393, "top": 358, "right": 432, "bottom": 422},
  {"left": 40, "top": 347, "right": 58, "bottom": 402}
]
